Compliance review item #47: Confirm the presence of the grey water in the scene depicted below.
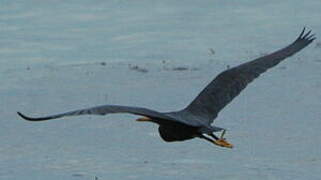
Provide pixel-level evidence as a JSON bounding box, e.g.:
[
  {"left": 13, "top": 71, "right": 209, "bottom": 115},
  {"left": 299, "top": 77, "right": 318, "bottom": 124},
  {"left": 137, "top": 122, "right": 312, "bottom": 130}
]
[{"left": 1, "top": 0, "right": 321, "bottom": 179}]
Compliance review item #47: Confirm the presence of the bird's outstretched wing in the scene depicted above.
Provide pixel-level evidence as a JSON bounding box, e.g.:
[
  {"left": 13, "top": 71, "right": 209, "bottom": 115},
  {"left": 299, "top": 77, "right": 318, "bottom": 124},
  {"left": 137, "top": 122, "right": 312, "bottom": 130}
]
[
  {"left": 17, "top": 105, "right": 201, "bottom": 126},
  {"left": 183, "top": 28, "right": 315, "bottom": 124}
]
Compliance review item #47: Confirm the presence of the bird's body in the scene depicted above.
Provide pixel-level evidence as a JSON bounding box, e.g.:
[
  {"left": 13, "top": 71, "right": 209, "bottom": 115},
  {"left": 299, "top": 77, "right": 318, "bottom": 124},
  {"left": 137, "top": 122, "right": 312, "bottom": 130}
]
[
  {"left": 158, "top": 123, "right": 199, "bottom": 142},
  {"left": 18, "top": 28, "right": 315, "bottom": 148}
]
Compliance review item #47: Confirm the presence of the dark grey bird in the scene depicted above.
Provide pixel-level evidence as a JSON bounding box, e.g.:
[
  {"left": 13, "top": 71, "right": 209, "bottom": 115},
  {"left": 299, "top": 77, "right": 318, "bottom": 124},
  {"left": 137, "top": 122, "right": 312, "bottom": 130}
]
[{"left": 18, "top": 28, "right": 315, "bottom": 148}]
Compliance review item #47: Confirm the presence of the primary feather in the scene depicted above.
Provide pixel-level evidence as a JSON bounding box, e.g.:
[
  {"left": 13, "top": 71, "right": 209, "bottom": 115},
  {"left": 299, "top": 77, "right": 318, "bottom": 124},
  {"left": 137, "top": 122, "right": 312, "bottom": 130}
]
[{"left": 183, "top": 28, "right": 315, "bottom": 124}]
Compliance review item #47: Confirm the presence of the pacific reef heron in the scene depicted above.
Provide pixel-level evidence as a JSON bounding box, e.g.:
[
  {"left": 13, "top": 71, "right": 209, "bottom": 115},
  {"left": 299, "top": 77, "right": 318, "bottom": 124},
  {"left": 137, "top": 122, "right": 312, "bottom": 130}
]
[{"left": 18, "top": 28, "right": 315, "bottom": 148}]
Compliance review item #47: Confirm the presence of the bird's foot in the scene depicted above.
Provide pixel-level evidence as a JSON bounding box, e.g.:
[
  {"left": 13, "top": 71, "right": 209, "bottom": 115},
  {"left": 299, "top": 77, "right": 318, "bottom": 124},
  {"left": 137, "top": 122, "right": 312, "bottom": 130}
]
[
  {"left": 213, "top": 130, "right": 233, "bottom": 148},
  {"left": 213, "top": 138, "right": 233, "bottom": 148}
]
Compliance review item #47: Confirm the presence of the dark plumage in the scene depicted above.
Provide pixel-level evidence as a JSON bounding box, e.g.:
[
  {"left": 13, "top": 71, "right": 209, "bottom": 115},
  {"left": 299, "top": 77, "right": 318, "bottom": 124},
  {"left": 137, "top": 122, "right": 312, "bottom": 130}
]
[{"left": 18, "top": 28, "right": 315, "bottom": 148}]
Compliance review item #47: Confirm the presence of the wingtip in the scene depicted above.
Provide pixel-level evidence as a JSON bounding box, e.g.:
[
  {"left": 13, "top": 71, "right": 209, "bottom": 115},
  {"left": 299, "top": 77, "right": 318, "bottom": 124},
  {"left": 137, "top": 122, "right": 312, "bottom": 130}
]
[
  {"left": 302, "top": 30, "right": 312, "bottom": 39},
  {"left": 298, "top": 27, "right": 306, "bottom": 38},
  {"left": 296, "top": 27, "right": 316, "bottom": 42},
  {"left": 17, "top": 111, "right": 29, "bottom": 120},
  {"left": 17, "top": 111, "right": 38, "bottom": 121},
  {"left": 308, "top": 34, "right": 316, "bottom": 42}
]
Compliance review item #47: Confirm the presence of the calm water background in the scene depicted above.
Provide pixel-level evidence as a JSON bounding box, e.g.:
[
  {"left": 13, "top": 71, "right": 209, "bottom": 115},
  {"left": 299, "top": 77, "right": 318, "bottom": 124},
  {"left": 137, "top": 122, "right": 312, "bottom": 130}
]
[{"left": 1, "top": 0, "right": 321, "bottom": 179}]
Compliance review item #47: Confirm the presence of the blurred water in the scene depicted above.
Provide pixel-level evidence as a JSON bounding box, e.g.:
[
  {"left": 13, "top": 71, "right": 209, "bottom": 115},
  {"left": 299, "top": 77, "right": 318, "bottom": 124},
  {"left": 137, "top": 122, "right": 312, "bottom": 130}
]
[{"left": 1, "top": 0, "right": 321, "bottom": 179}]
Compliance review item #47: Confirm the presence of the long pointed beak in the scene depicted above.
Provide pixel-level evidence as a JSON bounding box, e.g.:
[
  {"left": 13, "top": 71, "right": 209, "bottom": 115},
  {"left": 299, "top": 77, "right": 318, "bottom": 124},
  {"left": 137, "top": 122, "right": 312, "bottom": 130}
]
[{"left": 136, "top": 117, "right": 152, "bottom": 122}]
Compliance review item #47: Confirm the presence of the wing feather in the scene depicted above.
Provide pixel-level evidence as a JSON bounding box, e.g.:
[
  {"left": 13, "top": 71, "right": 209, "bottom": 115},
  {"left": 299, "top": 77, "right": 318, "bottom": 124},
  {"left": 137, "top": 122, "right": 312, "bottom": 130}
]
[
  {"left": 183, "top": 28, "right": 315, "bottom": 124},
  {"left": 17, "top": 105, "right": 201, "bottom": 126}
]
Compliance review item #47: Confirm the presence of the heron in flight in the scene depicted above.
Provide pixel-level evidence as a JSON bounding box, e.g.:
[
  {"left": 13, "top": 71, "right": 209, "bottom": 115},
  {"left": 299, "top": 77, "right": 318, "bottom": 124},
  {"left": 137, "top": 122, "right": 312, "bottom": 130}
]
[{"left": 18, "top": 28, "right": 315, "bottom": 148}]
